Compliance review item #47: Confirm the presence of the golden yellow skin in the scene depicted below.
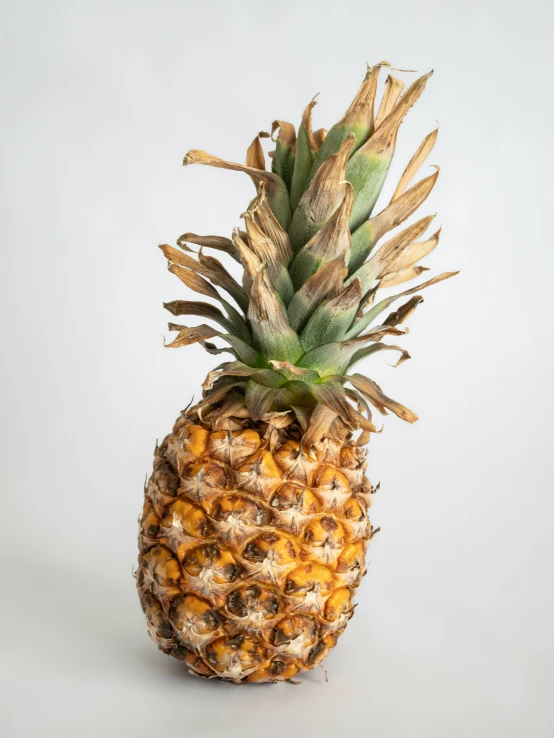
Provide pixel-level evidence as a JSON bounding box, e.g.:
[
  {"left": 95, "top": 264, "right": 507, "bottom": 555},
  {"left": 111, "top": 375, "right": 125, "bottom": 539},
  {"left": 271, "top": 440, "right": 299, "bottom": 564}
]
[{"left": 137, "top": 411, "right": 376, "bottom": 683}]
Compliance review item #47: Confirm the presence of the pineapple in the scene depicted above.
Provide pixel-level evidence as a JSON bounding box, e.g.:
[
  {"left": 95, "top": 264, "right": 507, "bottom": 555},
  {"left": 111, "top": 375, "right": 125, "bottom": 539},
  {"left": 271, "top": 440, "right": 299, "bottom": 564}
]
[{"left": 137, "top": 62, "right": 456, "bottom": 683}]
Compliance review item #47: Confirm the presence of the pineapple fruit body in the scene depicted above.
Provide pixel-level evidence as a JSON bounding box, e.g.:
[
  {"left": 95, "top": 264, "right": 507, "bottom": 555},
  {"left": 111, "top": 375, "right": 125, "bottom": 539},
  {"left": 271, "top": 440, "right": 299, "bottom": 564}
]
[
  {"left": 137, "top": 412, "right": 374, "bottom": 682},
  {"left": 138, "top": 62, "right": 454, "bottom": 682}
]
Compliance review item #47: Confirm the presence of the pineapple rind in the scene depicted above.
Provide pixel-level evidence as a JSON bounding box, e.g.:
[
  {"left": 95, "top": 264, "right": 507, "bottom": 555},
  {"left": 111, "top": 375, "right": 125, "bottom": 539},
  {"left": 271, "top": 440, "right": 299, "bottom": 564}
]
[{"left": 138, "top": 409, "right": 374, "bottom": 683}]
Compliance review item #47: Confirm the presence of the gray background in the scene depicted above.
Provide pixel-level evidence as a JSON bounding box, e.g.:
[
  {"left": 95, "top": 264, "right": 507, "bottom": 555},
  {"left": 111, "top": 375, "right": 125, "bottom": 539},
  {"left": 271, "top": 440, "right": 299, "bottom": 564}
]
[{"left": 2, "top": 0, "right": 553, "bottom": 736}]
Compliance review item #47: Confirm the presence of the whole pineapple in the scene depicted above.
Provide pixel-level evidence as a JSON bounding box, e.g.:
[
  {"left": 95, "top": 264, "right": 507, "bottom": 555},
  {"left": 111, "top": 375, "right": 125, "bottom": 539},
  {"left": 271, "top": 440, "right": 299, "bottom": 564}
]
[{"left": 137, "top": 62, "right": 456, "bottom": 683}]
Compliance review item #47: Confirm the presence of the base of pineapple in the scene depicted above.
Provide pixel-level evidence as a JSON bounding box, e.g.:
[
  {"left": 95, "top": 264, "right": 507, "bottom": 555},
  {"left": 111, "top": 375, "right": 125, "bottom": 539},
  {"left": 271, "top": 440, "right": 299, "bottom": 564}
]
[{"left": 137, "top": 402, "right": 376, "bottom": 683}]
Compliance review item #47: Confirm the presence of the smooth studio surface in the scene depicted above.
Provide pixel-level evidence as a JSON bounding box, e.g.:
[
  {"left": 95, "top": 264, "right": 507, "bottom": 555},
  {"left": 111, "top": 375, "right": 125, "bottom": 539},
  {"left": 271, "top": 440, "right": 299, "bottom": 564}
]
[{"left": 1, "top": 1, "right": 553, "bottom": 736}]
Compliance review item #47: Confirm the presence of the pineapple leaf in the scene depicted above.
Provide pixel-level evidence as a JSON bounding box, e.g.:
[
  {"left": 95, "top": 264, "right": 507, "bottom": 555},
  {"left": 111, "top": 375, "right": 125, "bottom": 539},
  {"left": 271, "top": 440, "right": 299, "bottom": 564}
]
[
  {"left": 231, "top": 230, "right": 262, "bottom": 294},
  {"left": 310, "top": 380, "right": 359, "bottom": 428},
  {"left": 246, "top": 131, "right": 271, "bottom": 170},
  {"left": 250, "top": 182, "right": 293, "bottom": 266},
  {"left": 290, "top": 98, "right": 318, "bottom": 210},
  {"left": 242, "top": 210, "right": 294, "bottom": 304},
  {"left": 269, "top": 361, "right": 319, "bottom": 384},
  {"left": 161, "top": 244, "right": 249, "bottom": 313},
  {"left": 384, "top": 295, "right": 424, "bottom": 327},
  {"left": 347, "top": 373, "right": 418, "bottom": 423},
  {"left": 166, "top": 262, "right": 249, "bottom": 340},
  {"left": 298, "top": 325, "right": 405, "bottom": 376},
  {"left": 391, "top": 127, "right": 438, "bottom": 202},
  {"left": 289, "top": 185, "right": 353, "bottom": 290},
  {"left": 163, "top": 300, "right": 251, "bottom": 342},
  {"left": 348, "top": 215, "right": 435, "bottom": 293},
  {"left": 347, "top": 342, "right": 411, "bottom": 370},
  {"left": 346, "top": 72, "right": 433, "bottom": 232},
  {"left": 164, "top": 323, "right": 221, "bottom": 348},
  {"left": 349, "top": 170, "right": 439, "bottom": 273},
  {"left": 345, "top": 271, "right": 458, "bottom": 339},
  {"left": 203, "top": 361, "right": 259, "bottom": 390},
  {"left": 301, "top": 403, "right": 339, "bottom": 450},
  {"left": 245, "top": 380, "right": 283, "bottom": 421},
  {"left": 220, "top": 335, "right": 264, "bottom": 365},
  {"left": 312, "top": 128, "right": 328, "bottom": 150},
  {"left": 247, "top": 269, "right": 304, "bottom": 364},
  {"left": 183, "top": 149, "right": 291, "bottom": 229},
  {"left": 288, "top": 134, "right": 355, "bottom": 251},
  {"left": 300, "top": 279, "right": 362, "bottom": 353},
  {"left": 385, "top": 227, "right": 441, "bottom": 273},
  {"left": 379, "top": 265, "right": 429, "bottom": 288},
  {"left": 178, "top": 232, "right": 241, "bottom": 263},
  {"left": 287, "top": 256, "right": 347, "bottom": 332},
  {"left": 271, "top": 120, "right": 296, "bottom": 189},
  {"left": 308, "top": 63, "right": 386, "bottom": 182},
  {"left": 375, "top": 74, "right": 405, "bottom": 128}
]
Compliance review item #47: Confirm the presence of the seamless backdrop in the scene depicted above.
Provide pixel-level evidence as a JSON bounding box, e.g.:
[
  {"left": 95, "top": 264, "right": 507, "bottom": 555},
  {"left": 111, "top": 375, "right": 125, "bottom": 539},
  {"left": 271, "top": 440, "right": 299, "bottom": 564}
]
[{"left": 1, "top": 1, "right": 554, "bottom": 737}]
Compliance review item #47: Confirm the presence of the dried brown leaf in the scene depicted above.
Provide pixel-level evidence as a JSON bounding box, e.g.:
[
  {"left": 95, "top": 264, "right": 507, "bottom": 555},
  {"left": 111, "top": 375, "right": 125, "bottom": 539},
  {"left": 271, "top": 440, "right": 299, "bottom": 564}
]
[
  {"left": 312, "top": 128, "right": 328, "bottom": 150},
  {"left": 341, "top": 62, "right": 386, "bottom": 136},
  {"left": 375, "top": 74, "right": 405, "bottom": 128},
  {"left": 379, "top": 265, "right": 429, "bottom": 288},
  {"left": 384, "top": 295, "right": 424, "bottom": 326},
  {"left": 391, "top": 128, "right": 438, "bottom": 202},
  {"left": 302, "top": 97, "right": 318, "bottom": 152},
  {"left": 250, "top": 182, "right": 293, "bottom": 266},
  {"left": 164, "top": 323, "right": 220, "bottom": 349},
  {"left": 368, "top": 170, "right": 439, "bottom": 244},
  {"left": 271, "top": 120, "right": 296, "bottom": 148},
  {"left": 365, "top": 71, "right": 433, "bottom": 153},
  {"left": 246, "top": 131, "right": 271, "bottom": 170},
  {"left": 203, "top": 362, "right": 258, "bottom": 391},
  {"left": 349, "top": 373, "right": 418, "bottom": 423},
  {"left": 231, "top": 229, "right": 261, "bottom": 288},
  {"left": 302, "top": 403, "right": 339, "bottom": 451},
  {"left": 387, "top": 228, "right": 441, "bottom": 273},
  {"left": 167, "top": 263, "right": 220, "bottom": 301},
  {"left": 288, "top": 256, "right": 348, "bottom": 332},
  {"left": 178, "top": 233, "right": 240, "bottom": 263},
  {"left": 367, "top": 215, "right": 436, "bottom": 279}
]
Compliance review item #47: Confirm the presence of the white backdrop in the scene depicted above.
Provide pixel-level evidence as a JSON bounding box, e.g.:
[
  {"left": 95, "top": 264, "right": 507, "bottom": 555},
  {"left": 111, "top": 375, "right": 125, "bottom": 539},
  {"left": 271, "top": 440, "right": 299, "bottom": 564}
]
[{"left": 2, "top": 1, "right": 553, "bottom": 736}]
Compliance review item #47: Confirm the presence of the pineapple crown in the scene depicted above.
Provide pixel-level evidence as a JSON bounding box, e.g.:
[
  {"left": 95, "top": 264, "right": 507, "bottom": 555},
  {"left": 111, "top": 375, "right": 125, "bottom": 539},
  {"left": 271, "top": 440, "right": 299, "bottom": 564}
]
[{"left": 161, "top": 62, "right": 457, "bottom": 448}]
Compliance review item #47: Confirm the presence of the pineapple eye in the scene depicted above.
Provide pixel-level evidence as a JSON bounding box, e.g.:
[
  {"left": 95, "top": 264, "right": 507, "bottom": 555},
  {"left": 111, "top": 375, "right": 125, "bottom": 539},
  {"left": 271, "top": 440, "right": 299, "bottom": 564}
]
[
  {"left": 285, "top": 563, "right": 335, "bottom": 596},
  {"left": 225, "top": 584, "right": 282, "bottom": 620},
  {"left": 342, "top": 496, "right": 366, "bottom": 521},
  {"left": 314, "top": 465, "right": 350, "bottom": 495},
  {"left": 336, "top": 541, "right": 365, "bottom": 573},
  {"left": 140, "top": 501, "right": 161, "bottom": 537},
  {"left": 185, "top": 458, "right": 234, "bottom": 491},
  {"left": 323, "top": 587, "right": 353, "bottom": 622},
  {"left": 236, "top": 449, "right": 282, "bottom": 496},
  {"left": 243, "top": 532, "right": 299, "bottom": 566},
  {"left": 208, "top": 429, "right": 261, "bottom": 467},
  {"left": 205, "top": 633, "right": 266, "bottom": 674},
  {"left": 162, "top": 499, "right": 211, "bottom": 538},
  {"left": 339, "top": 445, "right": 365, "bottom": 469},
  {"left": 143, "top": 545, "right": 182, "bottom": 588},
  {"left": 182, "top": 544, "right": 242, "bottom": 583},
  {"left": 272, "top": 614, "right": 319, "bottom": 649},
  {"left": 140, "top": 593, "right": 173, "bottom": 642},
  {"left": 270, "top": 483, "right": 321, "bottom": 514},
  {"left": 184, "top": 424, "right": 210, "bottom": 457},
  {"left": 246, "top": 658, "right": 300, "bottom": 683},
  {"left": 302, "top": 516, "right": 346, "bottom": 547},
  {"left": 169, "top": 593, "right": 221, "bottom": 635},
  {"left": 151, "top": 461, "right": 180, "bottom": 496},
  {"left": 210, "top": 494, "right": 270, "bottom": 528},
  {"left": 306, "top": 635, "right": 336, "bottom": 666},
  {"left": 180, "top": 650, "right": 215, "bottom": 678}
]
